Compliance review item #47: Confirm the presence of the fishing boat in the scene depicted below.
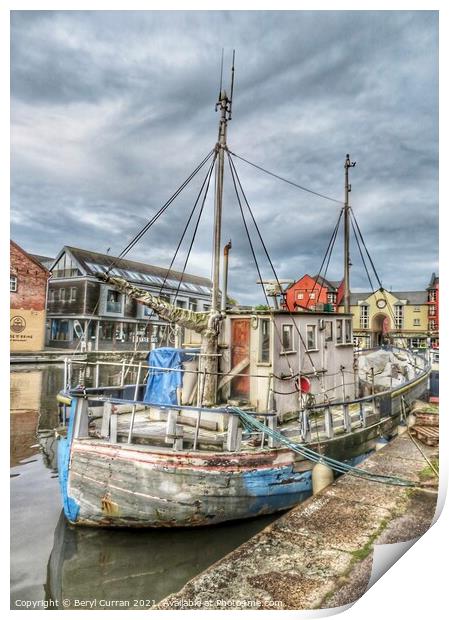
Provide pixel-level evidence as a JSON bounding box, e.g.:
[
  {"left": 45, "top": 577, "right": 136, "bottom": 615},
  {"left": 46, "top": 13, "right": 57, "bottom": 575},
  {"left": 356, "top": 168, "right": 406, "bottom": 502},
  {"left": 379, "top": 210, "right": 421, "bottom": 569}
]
[{"left": 57, "top": 59, "right": 430, "bottom": 528}]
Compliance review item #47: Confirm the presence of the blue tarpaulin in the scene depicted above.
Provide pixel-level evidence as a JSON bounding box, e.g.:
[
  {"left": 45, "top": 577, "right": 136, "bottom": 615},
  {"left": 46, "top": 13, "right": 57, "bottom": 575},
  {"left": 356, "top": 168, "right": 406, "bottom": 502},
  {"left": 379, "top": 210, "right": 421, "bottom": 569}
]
[{"left": 144, "top": 347, "right": 200, "bottom": 405}]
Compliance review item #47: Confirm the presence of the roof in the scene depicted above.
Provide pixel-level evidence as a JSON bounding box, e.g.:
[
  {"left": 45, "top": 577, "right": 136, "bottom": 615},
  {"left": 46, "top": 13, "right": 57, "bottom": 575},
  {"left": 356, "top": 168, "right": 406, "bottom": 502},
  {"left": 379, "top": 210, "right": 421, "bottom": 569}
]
[
  {"left": 349, "top": 290, "right": 427, "bottom": 305},
  {"left": 10, "top": 240, "right": 49, "bottom": 273},
  {"left": 30, "top": 254, "right": 55, "bottom": 268},
  {"left": 286, "top": 273, "right": 342, "bottom": 292},
  {"left": 427, "top": 272, "right": 439, "bottom": 289},
  {"left": 55, "top": 246, "right": 212, "bottom": 294}
]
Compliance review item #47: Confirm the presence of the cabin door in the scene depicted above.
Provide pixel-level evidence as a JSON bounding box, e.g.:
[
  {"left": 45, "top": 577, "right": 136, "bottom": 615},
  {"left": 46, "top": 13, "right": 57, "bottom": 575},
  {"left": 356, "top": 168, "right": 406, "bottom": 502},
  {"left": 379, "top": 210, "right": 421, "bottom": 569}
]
[{"left": 230, "top": 318, "right": 250, "bottom": 400}]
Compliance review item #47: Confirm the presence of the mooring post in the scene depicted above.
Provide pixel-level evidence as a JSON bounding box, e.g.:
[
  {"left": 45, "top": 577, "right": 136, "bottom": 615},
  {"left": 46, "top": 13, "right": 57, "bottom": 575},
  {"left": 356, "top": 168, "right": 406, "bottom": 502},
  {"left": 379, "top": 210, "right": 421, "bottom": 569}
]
[
  {"left": 174, "top": 424, "right": 184, "bottom": 451},
  {"left": 226, "top": 414, "right": 240, "bottom": 451},
  {"left": 300, "top": 409, "right": 311, "bottom": 443},
  {"left": 95, "top": 361, "right": 100, "bottom": 388},
  {"left": 127, "top": 361, "right": 142, "bottom": 444},
  {"left": 165, "top": 409, "right": 178, "bottom": 446},
  {"left": 267, "top": 415, "right": 280, "bottom": 448},
  {"left": 193, "top": 409, "right": 202, "bottom": 451},
  {"left": 343, "top": 402, "right": 352, "bottom": 432},
  {"left": 324, "top": 407, "right": 334, "bottom": 439},
  {"left": 110, "top": 411, "right": 118, "bottom": 443},
  {"left": 101, "top": 400, "right": 112, "bottom": 438}
]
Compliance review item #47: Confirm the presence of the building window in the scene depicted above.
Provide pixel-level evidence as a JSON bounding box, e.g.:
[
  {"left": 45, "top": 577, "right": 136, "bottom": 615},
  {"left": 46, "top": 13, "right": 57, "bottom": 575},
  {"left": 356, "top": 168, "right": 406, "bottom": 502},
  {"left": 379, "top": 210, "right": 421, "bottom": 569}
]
[
  {"left": 281, "top": 324, "right": 294, "bottom": 352},
  {"left": 106, "top": 290, "right": 122, "bottom": 313},
  {"left": 50, "top": 319, "right": 70, "bottom": 341},
  {"left": 309, "top": 292, "right": 315, "bottom": 300},
  {"left": 259, "top": 318, "right": 271, "bottom": 363},
  {"left": 325, "top": 321, "right": 333, "bottom": 342},
  {"left": 297, "top": 292, "right": 304, "bottom": 300},
  {"left": 394, "top": 305, "right": 404, "bottom": 329},
  {"left": 52, "top": 252, "right": 81, "bottom": 278},
  {"left": 360, "top": 305, "right": 369, "bottom": 329},
  {"left": 429, "top": 320, "right": 436, "bottom": 331},
  {"left": 306, "top": 324, "right": 317, "bottom": 350},
  {"left": 414, "top": 306, "right": 420, "bottom": 312},
  {"left": 409, "top": 338, "right": 425, "bottom": 349},
  {"left": 413, "top": 319, "right": 420, "bottom": 326},
  {"left": 203, "top": 304, "right": 211, "bottom": 312},
  {"left": 428, "top": 290, "right": 436, "bottom": 302},
  {"left": 176, "top": 300, "right": 186, "bottom": 309},
  {"left": 336, "top": 319, "right": 343, "bottom": 344},
  {"left": 345, "top": 319, "right": 352, "bottom": 343},
  {"left": 327, "top": 292, "right": 336, "bottom": 304},
  {"left": 428, "top": 305, "right": 436, "bottom": 316},
  {"left": 69, "top": 287, "right": 77, "bottom": 302},
  {"left": 188, "top": 299, "right": 197, "bottom": 312},
  {"left": 59, "top": 288, "right": 66, "bottom": 301},
  {"left": 48, "top": 289, "right": 56, "bottom": 302},
  {"left": 10, "top": 275, "right": 17, "bottom": 292}
]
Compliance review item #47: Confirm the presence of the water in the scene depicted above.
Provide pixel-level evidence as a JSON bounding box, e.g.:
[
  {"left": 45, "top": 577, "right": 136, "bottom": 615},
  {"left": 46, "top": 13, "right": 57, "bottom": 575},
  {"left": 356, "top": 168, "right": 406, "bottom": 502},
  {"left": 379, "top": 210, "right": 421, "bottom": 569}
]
[{"left": 10, "top": 364, "right": 278, "bottom": 610}]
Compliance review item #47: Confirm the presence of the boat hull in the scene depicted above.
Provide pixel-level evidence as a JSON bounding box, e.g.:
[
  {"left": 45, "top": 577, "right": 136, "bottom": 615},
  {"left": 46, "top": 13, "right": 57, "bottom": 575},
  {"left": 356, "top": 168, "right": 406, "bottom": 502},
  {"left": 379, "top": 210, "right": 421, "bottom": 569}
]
[{"left": 58, "top": 365, "right": 430, "bottom": 528}]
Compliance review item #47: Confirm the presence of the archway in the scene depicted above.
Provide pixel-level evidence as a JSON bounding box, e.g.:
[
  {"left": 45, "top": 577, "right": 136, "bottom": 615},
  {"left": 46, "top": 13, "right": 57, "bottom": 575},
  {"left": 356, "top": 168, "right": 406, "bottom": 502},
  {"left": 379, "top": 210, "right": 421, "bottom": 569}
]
[{"left": 372, "top": 313, "right": 390, "bottom": 347}]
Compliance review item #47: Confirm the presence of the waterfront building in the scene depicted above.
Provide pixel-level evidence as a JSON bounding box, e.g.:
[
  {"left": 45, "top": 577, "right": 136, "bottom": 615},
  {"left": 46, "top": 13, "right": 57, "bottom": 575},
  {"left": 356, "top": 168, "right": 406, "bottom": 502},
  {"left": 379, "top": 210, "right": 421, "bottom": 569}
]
[
  {"left": 284, "top": 271, "right": 439, "bottom": 350},
  {"left": 45, "top": 246, "right": 213, "bottom": 351},
  {"left": 426, "top": 272, "right": 439, "bottom": 349},
  {"left": 345, "top": 289, "right": 430, "bottom": 349},
  {"left": 10, "top": 240, "right": 49, "bottom": 352},
  {"left": 284, "top": 274, "right": 344, "bottom": 312}
]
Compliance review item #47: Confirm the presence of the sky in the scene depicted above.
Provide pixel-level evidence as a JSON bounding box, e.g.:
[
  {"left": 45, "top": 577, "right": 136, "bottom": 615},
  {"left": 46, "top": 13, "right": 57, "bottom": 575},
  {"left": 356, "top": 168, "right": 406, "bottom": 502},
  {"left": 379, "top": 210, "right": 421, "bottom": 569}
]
[{"left": 10, "top": 10, "right": 438, "bottom": 305}]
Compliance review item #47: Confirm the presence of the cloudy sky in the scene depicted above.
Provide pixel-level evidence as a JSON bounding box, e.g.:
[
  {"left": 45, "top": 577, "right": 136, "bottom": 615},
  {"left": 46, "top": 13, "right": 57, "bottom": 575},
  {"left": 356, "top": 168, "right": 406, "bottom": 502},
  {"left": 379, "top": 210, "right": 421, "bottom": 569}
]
[{"left": 10, "top": 10, "right": 438, "bottom": 304}]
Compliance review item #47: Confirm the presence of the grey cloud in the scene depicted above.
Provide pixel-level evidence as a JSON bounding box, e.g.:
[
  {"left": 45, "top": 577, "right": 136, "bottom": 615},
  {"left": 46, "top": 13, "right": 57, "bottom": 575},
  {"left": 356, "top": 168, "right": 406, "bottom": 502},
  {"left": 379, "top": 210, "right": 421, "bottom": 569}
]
[{"left": 11, "top": 10, "right": 438, "bottom": 305}]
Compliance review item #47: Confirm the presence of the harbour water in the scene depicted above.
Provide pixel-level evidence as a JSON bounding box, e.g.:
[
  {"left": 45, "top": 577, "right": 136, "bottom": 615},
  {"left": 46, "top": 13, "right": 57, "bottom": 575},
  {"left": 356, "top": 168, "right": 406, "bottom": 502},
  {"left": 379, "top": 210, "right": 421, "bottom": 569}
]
[{"left": 10, "top": 364, "right": 277, "bottom": 610}]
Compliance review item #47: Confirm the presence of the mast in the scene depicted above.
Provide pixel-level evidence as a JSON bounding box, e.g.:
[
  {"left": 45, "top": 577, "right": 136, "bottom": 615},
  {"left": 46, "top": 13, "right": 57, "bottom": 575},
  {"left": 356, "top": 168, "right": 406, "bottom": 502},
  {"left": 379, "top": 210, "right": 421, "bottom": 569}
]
[
  {"left": 211, "top": 56, "right": 234, "bottom": 312},
  {"left": 344, "top": 154, "right": 356, "bottom": 313}
]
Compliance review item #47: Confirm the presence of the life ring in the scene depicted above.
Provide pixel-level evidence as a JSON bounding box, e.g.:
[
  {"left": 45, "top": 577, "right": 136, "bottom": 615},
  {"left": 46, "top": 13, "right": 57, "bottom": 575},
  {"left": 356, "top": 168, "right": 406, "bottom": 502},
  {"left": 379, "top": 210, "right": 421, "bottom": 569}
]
[{"left": 295, "top": 376, "right": 311, "bottom": 393}]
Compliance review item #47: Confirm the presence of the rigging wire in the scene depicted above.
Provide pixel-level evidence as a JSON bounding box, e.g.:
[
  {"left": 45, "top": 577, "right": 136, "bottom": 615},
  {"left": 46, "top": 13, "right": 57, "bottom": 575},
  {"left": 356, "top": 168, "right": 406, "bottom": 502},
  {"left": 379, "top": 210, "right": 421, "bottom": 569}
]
[
  {"left": 105, "top": 149, "right": 215, "bottom": 273},
  {"left": 307, "top": 208, "right": 343, "bottom": 305},
  {"left": 228, "top": 149, "right": 344, "bottom": 205},
  {"left": 171, "top": 154, "right": 217, "bottom": 306},
  {"left": 227, "top": 152, "right": 328, "bottom": 396}
]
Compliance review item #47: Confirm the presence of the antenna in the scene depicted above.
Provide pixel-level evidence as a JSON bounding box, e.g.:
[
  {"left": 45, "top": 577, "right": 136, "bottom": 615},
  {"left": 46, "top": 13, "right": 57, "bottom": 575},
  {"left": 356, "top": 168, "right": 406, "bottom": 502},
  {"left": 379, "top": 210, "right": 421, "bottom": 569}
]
[
  {"left": 218, "top": 48, "right": 224, "bottom": 101},
  {"left": 229, "top": 49, "right": 235, "bottom": 119}
]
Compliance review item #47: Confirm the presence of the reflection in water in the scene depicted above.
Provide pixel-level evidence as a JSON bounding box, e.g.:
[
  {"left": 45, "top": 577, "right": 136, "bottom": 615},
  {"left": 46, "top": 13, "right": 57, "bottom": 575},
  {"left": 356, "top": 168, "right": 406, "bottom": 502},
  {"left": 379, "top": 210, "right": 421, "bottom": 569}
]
[
  {"left": 45, "top": 510, "right": 277, "bottom": 608},
  {"left": 11, "top": 364, "right": 279, "bottom": 609}
]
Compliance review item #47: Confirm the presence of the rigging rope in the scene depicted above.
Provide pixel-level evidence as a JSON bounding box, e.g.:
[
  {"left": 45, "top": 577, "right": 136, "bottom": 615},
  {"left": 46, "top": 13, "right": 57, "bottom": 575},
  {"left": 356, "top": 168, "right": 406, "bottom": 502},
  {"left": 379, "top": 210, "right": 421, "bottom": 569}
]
[
  {"left": 105, "top": 149, "right": 215, "bottom": 273},
  {"left": 229, "top": 406, "right": 420, "bottom": 488},
  {"left": 228, "top": 149, "right": 343, "bottom": 205}
]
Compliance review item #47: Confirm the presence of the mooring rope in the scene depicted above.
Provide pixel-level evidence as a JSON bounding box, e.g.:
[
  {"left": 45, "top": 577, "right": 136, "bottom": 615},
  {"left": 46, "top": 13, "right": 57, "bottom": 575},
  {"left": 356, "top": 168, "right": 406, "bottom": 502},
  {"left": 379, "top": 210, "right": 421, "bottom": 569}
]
[{"left": 229, "top": 406, "right": 420, "bottom": 488}]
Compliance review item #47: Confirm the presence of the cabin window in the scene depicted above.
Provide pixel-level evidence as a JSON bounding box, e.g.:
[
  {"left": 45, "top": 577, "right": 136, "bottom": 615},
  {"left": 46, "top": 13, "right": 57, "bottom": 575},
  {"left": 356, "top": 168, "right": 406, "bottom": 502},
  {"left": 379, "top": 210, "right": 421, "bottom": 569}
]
[
  {"left": 281, "top": 324, "right": 294, "bottom": 352},
  {"left": 325, "top": 321, "right": 333, "bottom": 342},
  {"left": 69, "top": 287, "right": 77, "bottom": 302},
  {"left": 10, "top": 275, "right": 17, "bottom": 292},
  {"left": 336, "top": 319, "right": 343, "bottom": 344},
  {"left": 345, "top": 319, "right": 352, "bottom": 343},
  {"left": 100, "top": 321, "right": 114, "bottom": 340},
  {"left": 50, "top": 319, "right": 70, "bottom": 341},
  {"left": 259, "top": 318, "right": 271, "bottom": 363},
  {"left": 306, "top": 324, "right": 317, "bottom": 350},
  {"left": 106, "top": 289, "right": 122, "bottom": 313}
]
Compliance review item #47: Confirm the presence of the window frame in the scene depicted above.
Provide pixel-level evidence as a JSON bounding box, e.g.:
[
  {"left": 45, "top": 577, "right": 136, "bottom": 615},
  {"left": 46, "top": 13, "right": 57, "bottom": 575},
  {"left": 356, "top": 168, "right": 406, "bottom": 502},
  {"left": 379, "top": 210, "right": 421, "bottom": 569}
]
[
  {"left": 10, "top": 275, "right": 17, "bottom": 292},
  {"left": 281, "top": 323, "right": 295, "bottom": 353},
  {"left": 306, "top": 323, "right": 318, "bottom": 351},
  {"left": 258, "top": 318, "right": 271, "bottom": 364}
]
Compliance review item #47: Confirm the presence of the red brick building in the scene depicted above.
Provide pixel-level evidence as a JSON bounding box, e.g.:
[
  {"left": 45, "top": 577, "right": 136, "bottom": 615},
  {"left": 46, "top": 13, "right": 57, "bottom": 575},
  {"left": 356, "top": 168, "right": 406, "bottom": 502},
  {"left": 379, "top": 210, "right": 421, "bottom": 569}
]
[
  {"left": 284, "top": 274, "right": 344, "bottom": 312},
  {"left": 10, "top": 240, "right": 49, "bottom": 352},
  {"left": 426, "top": 272, "right": 439, "bottom": 348}
]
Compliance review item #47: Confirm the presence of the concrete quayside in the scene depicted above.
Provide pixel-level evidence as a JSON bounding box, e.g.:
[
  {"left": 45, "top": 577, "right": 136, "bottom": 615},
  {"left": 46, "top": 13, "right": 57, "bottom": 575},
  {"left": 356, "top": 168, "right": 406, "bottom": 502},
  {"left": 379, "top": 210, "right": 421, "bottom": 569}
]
[{"left": 156, "top": 431, "right": 438, "bottom": 610}]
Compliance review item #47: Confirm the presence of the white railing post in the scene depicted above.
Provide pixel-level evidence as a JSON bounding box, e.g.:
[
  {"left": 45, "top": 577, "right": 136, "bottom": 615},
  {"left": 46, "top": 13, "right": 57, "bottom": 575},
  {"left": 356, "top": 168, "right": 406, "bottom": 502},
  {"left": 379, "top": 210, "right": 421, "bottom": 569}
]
[
  {"left": 324, "top": 407, "right": 334, "bottom": 439},
  {"left": 127, "top": 362, "right": 142, "bottom": 444}
]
